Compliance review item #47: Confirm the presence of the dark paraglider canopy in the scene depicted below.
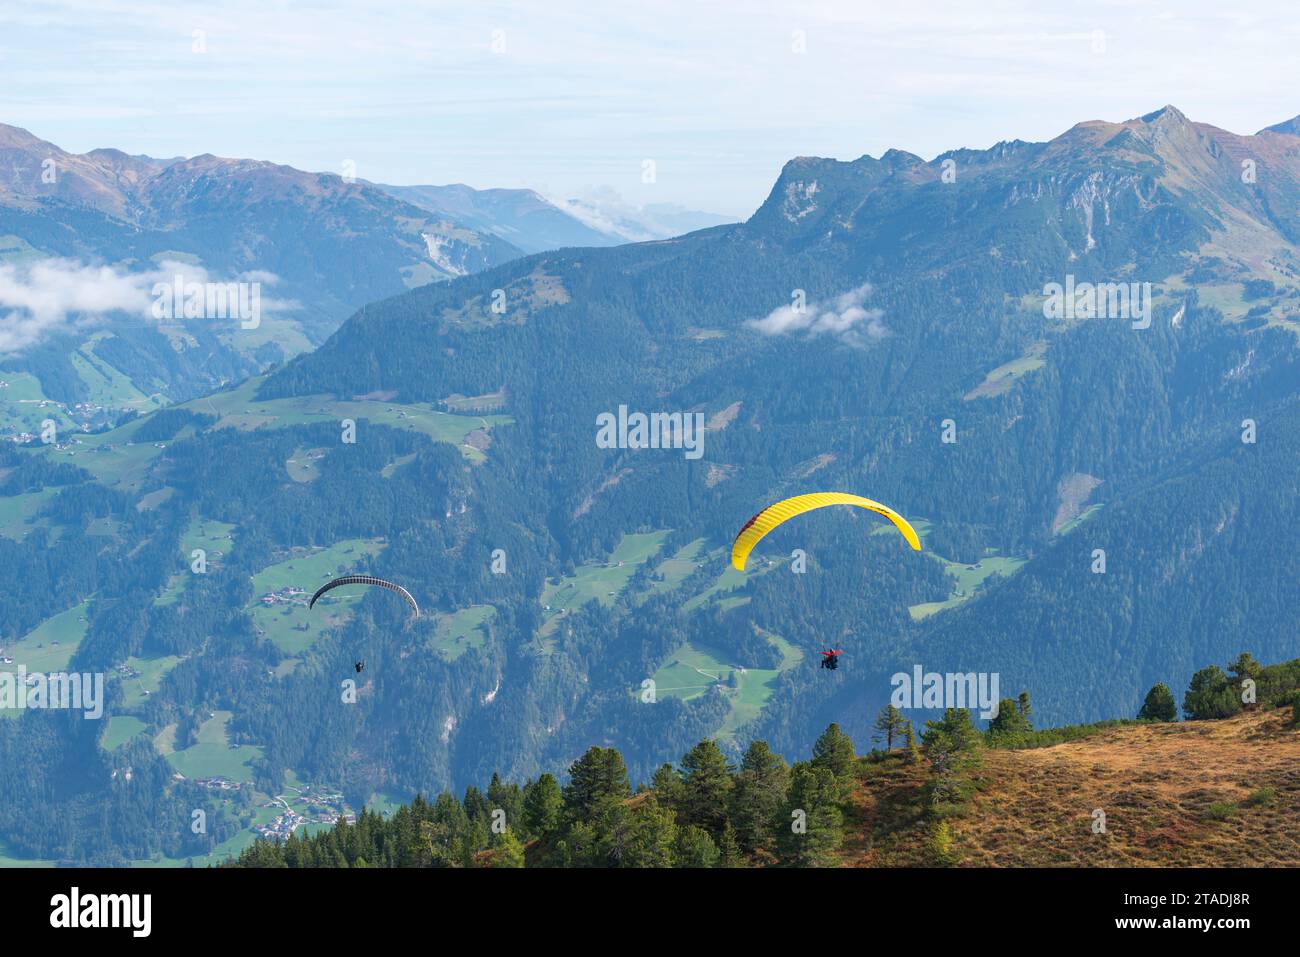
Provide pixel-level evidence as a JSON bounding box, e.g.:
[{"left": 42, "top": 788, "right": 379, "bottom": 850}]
[{"left": 308, "top": 575, "right": 420, "bottom": 618}]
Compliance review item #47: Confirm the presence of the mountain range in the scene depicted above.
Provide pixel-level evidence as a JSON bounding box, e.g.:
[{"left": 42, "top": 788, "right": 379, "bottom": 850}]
[
  {"left": 0, "top": 105, "right": 1297, "bottom": 865},
  {"left": 0, "top": 122, "right": 725, "bottom": 439}
]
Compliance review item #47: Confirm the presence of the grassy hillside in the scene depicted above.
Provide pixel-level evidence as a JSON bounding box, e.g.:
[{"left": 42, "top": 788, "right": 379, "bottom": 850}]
[{"left": 843, "top": 708, "right": 1300, "bottom": 867}]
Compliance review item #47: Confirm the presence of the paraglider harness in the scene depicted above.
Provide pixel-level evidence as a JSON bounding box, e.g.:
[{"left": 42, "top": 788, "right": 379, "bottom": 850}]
[{"left": 820, "top": 649, "right": 841, "bottom": 671}]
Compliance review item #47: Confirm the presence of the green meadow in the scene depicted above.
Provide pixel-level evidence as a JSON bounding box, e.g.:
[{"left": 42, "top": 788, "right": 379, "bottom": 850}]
[
  {"left": 102, "top": 715, "right": 149, "bottom": 750},
  {"left": 680, "top": 546, "right": 782, "bottom": 614},
  {"left": 72, "top": 336, "right": 168, "bottom": 411},
  {"left": 159, "top": 710, "right": 262, "bottom": 783},
  {"left": 0, "top": 372, "right": 77, "bottom": 436},
  {"left": 652, "top": 632, "right": 803, "bottom": 744},
  {"left": 181, "top": 376, "right": 511, "bottom": 462},
  {"left": 640, "top": 537, "right": 707, "bottom": 598},
  {"left": 1056, "top": 502, "right": 1104, "bottom": 536},
  {"left": 116, "top": 655, "right": 183, "bottom": 710},
  {"left": 963, "top": 341, "right": 1048, "bottom": 400},
  {"left": 0, "top": 487, "right": 57, "bottom": 540},
  {"left": 909, "top": 553, "right": 1027, "bottom": 620},
  {"left": 248, "top": 538, "right": 387, "bottom": 655},
  {"left": 155, "top": 518, "right": 236, "bottom": 606},
  {"left": 539, "top": 530, "right": 670, "bottom": 634},
  {"left": 432, "top": 604, "right": 495, "bottom": 660},
  {"left": 1, "top": 600, "right": 91, "bottom": 680}
]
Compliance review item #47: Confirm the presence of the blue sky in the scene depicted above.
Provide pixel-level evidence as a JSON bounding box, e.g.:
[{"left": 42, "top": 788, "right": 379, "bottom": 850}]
[{"left": 2, "top": 0, "right": 1297, "bottom": 217}]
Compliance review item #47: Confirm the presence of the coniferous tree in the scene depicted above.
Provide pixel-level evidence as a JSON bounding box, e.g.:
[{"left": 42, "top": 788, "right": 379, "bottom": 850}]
[
  {"left": 610, "top": 795, "right": 677, "bottom": 868},
  {"left": 1183, "top": 666, "right": 1242, "bottom": 720},
  {"left": 921, "top": 709, "right": 981, "bottom": 809},
  {"left": 776, "top": 764, "right": 842, "bottom": 867},
  {"left": 487, "top": 772, "right": 524, "bottom": 836},
  {"left": 988, "top": 698, "right": 1031, "bottom": 737},
  {"left": 903, "top": 721, "right": 920, "bottom": 764},
  {"left": 729, "top": 740, "right": 789, "bottom": 858},
  {"left": 811, "top": 722, "right": 856, "bottom": 799},
  {"left": 873, "top": 705, "right": 908, "bottom": 750},
  {"left": 1227, "top": 653, "right": 1263, "bottom": 681},
  {"left": 650, "top": 762, "right": 685, "bottom": 816},
  {"left": 1138, "top": 683, "right": 1177, "bottom": 722},
  {"left": 717, "top": 820, "right": 743, "bottom": 867},
  {"left": 563, "top": 747, "right": 631, "bottom": 820},
  {"left": 677, "top": 740, "right": 733, "bottom": 835},
  {"left": 492, "top": 828, "right": 526, "bottom": 868},
  {"left": 522, "top": 773, "right": 563, "bottom": 837},
  {"left": 674, "top": 825, "right": 720, "bottom": 868}
]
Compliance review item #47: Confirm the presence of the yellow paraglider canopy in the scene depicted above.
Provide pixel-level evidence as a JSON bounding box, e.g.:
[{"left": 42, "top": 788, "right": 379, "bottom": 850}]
[{"left": 730, "top": 492, "right": 921, "bottom": 571}]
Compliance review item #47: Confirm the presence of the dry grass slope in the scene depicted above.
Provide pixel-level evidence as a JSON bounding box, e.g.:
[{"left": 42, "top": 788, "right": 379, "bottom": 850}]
[{"left": 843, "top": 708, "right": 1300, "bottom": 867}]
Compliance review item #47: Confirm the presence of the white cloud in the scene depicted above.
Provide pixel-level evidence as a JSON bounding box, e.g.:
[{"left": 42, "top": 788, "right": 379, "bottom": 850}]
[
  {"left": 0, "top": 260, "right": 150, "bottom": 353},
  {"left": 0, "top": 258, "right": 289, "bottom": 353},
  {"left": 748, "top": 283, "right": 888, "bottom": 347}
]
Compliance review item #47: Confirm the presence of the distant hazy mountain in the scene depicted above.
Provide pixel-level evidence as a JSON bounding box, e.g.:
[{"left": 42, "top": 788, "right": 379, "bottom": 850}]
[
  {"left": 379, "top": 182, "right": 736, "bottom": 251},
  {"left": 377, "top": 183, "right": 619, "bottom": 254},
  {"left": 548, "top": 187, "right": 736, "bottom": 242}
]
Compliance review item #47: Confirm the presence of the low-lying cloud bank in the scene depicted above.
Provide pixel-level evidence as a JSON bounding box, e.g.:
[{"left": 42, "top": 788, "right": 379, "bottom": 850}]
[
  {"left": 747, "top": 283, "right": 888, "bottom": 347},
  {"left": 0, "top": 259, "right": 291, "bottom": 353}
]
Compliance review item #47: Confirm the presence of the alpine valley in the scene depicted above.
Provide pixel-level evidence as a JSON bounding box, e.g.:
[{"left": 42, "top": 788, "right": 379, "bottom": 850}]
[{"left": 1, "top": 106, "right": 1297, "bottom": 865}]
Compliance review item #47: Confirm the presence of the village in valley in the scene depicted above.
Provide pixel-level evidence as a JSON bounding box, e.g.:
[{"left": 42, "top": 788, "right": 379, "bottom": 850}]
[{"left": 186, "top": 773, "right": 357, "bottom": 845}]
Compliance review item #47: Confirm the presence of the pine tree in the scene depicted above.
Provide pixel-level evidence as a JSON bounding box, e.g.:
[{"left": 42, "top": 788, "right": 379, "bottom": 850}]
[
  {"left": 650, "top": 762, "right": 685, "bottom": 815},
  {"left": 674, "top": 825, "right": 720, "bottom": 868},
  {"left": 921, "top": 709, "right": 981, "bottom": 809},
  {"left": 810, "top": 722, "right": 856, "bottom": 798},
  {"left": 1227, "top": 652, "right": 1263, "bottom": 680},
  {"left": 563, "top": 747, "right": 631, "bottom": 820},
  {"left": 717, "top": 820, "right": 743, "bottom": 867},
  {"left": 930, "top": 820, "right": 955, "bottom": 866},
  {"left": 903, "top": 721, "right": 920, "bottom": 765},
  {"left": 988, "top": 697, "right": 1031, "bottom": 737},
  {"left": 1138, "top": 683, "right": 1177, "bottom": 722},
  {"left": 811, "top": 723, "right": 856, "bottom": 777},
  {"left": 487, "top": 772, "right": 524, "bottom": 836},
  {"left": 873, "top": 704, "right": 908, "bottom": 750},
  {"left": 729, "top": 740, "right": 789, "bottom": 858},
  {"left": 1183, "top": 666, "right": 1242, "bottom": 720},
  {"left": 922, "top": 709, "right": 981, "bottom": 755},
  {"left": 776, "top": 765, "right": 842, "bottom": 867},
  {"left": 522, "top": 773, "right": 563, "bottom": 837},
  {"left": 492, "top": 828, "right": 526, "bottom": 868},
  {"left": 678, "top": 740, "right": 733, "bottom": 835},
  {"left": 610, "top": 794, "right": 677, "bottom": 868}
]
